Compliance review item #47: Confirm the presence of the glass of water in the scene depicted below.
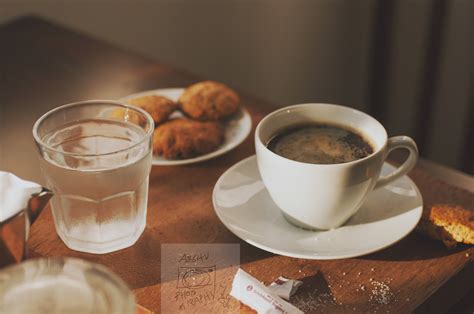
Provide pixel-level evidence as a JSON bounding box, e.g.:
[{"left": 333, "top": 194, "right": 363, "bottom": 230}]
[
  {"left": 33, "top": 100, "right": 154, "bottom": 254},
  {"left": 0, "top": 257, "right": 135, "bottom": 314}
]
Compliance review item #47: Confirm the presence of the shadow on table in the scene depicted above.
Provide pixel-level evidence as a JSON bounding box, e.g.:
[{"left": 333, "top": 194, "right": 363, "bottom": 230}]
[
  {"left": 360, "top": 233, "right": 468, "bottom": 262},
  {"left": 118, "top": 217, "right": 274, "bottom": 290},
  {"left": 290, "top": 272, "right": 336, "bottom": 311}
]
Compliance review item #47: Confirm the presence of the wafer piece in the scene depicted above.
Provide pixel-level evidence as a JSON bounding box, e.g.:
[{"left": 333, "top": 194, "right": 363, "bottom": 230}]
[{"left": 416, "top": 204, "right": 474, "bottom": 248}]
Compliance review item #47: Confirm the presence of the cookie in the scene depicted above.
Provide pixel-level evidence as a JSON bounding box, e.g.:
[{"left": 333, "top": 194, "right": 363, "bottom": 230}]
[
  {"left": 128, "top": 95, "right": 177, "bottom": 124},
  {"left": 153, "top": 118, "right": 224, "bottom": 159},
  {"left": 179, "top": 81, "right": 240, "bottom": 120},
  {"left": 416, "top": 204, "right": 474, "bottom": 248}
]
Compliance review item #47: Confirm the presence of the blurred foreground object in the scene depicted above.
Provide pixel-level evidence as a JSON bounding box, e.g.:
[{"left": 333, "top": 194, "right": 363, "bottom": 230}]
[
  {"left": 0, "top": 257, "right": 135, "bottom": 314},
  {"left": 0, "top": 172, "right": 52, "bottom": 267}
]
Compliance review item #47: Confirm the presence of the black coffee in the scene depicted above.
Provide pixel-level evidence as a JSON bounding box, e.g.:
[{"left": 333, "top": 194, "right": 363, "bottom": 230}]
[{"left": 267, "top": 123, "right": 373, "bottom": 164}]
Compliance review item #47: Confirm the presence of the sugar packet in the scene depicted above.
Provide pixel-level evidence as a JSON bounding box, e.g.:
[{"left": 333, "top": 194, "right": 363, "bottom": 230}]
[
  {"left": 230, "top": 269, "right": 303, "bottom": 314},
  {"left": 268, "top": 276, "right": 303, "bottom": 301}
]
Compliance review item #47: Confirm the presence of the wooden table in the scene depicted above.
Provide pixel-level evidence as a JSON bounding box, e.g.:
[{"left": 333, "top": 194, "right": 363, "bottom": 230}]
[{"left": 1, "top": 17, "right": 473, "bottom": 313}]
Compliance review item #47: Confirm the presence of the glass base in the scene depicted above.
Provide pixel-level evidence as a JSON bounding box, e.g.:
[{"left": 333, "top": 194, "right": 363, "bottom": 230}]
[{"left": 55, "top": 216, "right": 146, "bottom": 254}]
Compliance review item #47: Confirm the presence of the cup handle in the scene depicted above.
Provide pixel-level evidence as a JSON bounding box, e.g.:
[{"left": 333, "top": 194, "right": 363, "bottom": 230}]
[{"left": 375, "top": 136, "right": 418, "bottom": 189}]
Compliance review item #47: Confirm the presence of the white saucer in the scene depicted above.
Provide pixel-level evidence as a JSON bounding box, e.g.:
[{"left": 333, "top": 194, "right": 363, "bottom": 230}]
[
  {"left": 120, "top": 88, "right": 252, "bottom": 166},
  {"left": 212, "top": 155, "right": 423, "bottom": 259}
]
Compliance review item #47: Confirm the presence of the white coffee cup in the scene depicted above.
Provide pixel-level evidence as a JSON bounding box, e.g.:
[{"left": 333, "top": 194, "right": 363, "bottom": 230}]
[{"left": 255, "top": 103, "right": 418, "bottom": 230}]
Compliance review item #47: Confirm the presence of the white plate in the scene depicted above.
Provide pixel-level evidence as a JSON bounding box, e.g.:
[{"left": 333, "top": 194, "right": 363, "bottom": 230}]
[
  {"left": 212, "top": 155, "right": 423, "bottom": 260},
  {"left": 120, "top": 88, "right": 252, "bottom": 166}
]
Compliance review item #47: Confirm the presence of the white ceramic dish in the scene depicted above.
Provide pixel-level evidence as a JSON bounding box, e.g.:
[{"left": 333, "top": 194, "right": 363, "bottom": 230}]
[
  {"left": 120, "top": 88, "right": 252, "bottom": 166},
  {"left": 212, "top": 155, "right": 423, "bottom": 260}
]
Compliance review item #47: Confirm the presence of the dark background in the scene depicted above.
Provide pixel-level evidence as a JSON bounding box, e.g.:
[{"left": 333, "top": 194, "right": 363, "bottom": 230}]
[{"left": 1, "top": 0, "right": 472, "bottom": 174}]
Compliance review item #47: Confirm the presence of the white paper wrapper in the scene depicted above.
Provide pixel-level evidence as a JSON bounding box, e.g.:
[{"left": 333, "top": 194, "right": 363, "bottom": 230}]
[
  {"left": 268, "top": 277, "right": 303, "bottom": 301},
  {"left": 0, "top": 172, "right": 42, "bottom": 222},
  {"left": 230, "top": 269, "right": 303, "bottom": 314}
]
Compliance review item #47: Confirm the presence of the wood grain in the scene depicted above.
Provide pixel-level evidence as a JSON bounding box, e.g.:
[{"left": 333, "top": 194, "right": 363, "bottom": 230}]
[{"left": 1, "top": 16, "right": 473, "bottom": 313}]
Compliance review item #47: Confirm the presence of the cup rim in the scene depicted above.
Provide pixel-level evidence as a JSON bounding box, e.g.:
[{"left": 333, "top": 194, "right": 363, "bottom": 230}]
[
  {"left": 255, "top": 103, "right": 388, "bottom": 167},
  {"left": 32, "top": 100, "right": 155, "bottom": 157}
]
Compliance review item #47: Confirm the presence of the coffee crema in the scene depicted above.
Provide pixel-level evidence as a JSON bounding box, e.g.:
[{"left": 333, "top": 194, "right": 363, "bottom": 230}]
[{"left": 267, "top": 123, "right": 373, "bottom": 164}]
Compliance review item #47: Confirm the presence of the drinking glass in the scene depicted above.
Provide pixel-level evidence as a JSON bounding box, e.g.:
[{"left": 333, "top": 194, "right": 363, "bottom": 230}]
[
  {"left": 0, "top": 257, "right": 135, "bottom": 314},
  {"left": 33, "top": 100, "right": 154, "bottom": 254}
]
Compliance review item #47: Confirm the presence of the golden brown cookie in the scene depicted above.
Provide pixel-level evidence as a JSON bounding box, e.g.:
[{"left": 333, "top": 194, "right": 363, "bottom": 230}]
[
  {"left": 416, "top": 204, "right": 474, "bottom": 248},
  {"left": 128, "top": 95, "right": 177, "bottom": 125},
  {"left": 112, "top": 95, "right": 177, "bottom": 125},
  {"left": 179, "top": 81, "right": 240, "bottom": 120},
  {"left": 153, "top": 118, "right": 224, "bottom": 159}
]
